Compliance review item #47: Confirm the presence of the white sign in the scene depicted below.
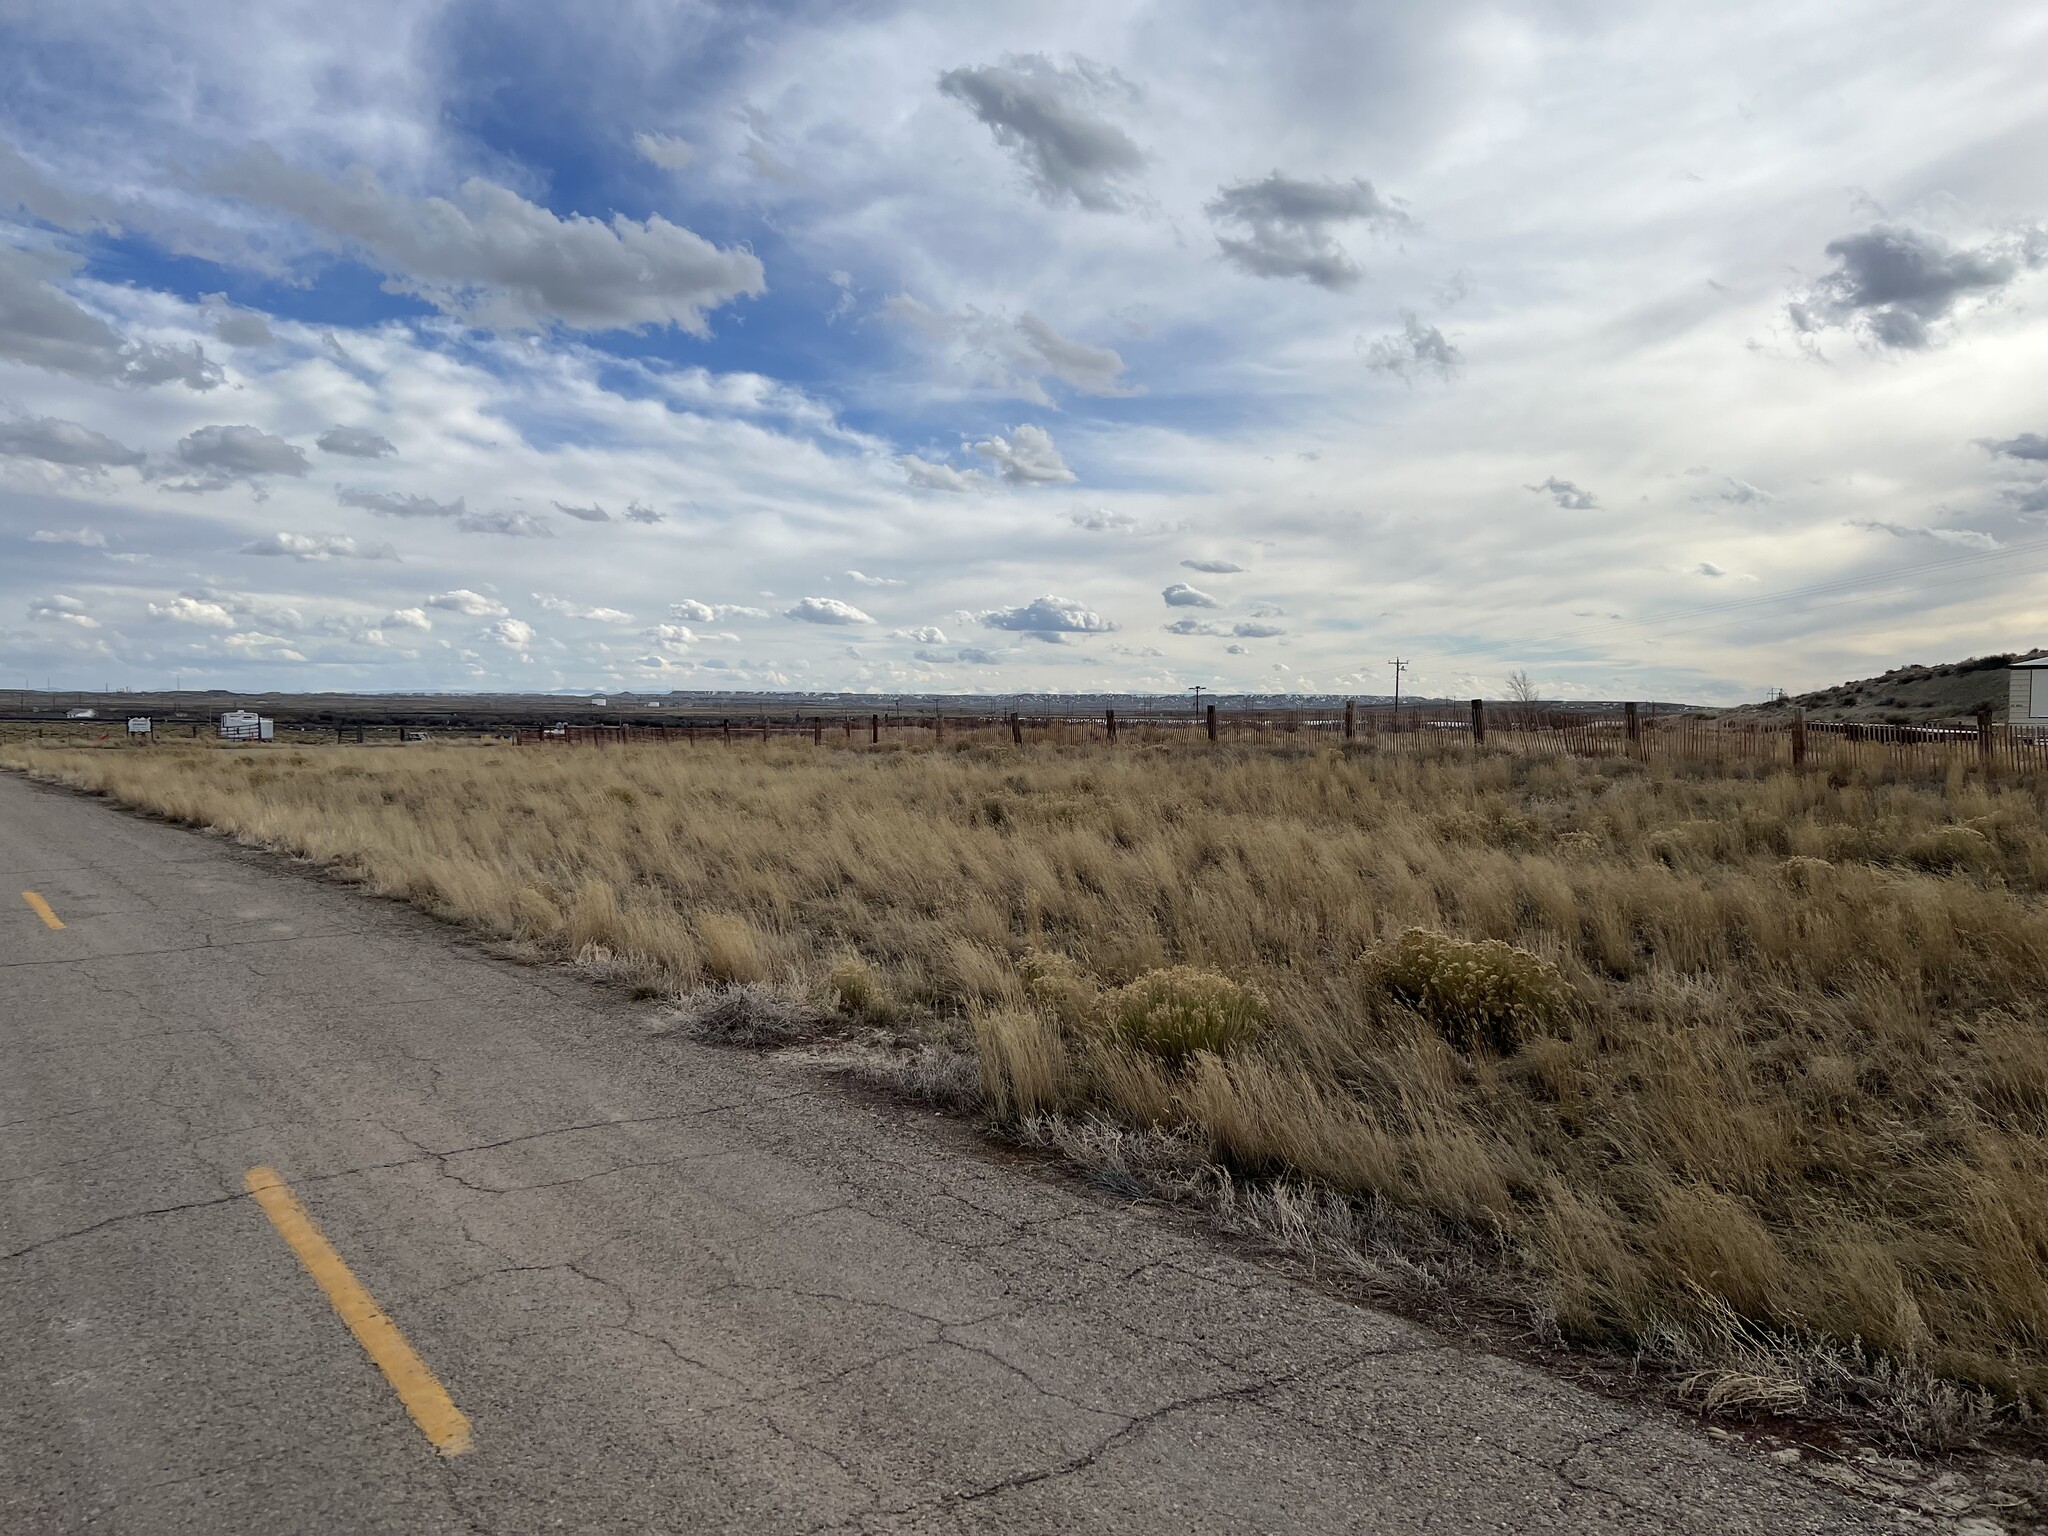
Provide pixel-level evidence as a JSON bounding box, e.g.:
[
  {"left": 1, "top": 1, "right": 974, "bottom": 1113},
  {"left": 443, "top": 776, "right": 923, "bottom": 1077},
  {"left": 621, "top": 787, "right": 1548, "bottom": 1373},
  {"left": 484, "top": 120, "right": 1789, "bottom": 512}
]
[{"left": 127, "top": 717, "right": 151, "bottom": 734}]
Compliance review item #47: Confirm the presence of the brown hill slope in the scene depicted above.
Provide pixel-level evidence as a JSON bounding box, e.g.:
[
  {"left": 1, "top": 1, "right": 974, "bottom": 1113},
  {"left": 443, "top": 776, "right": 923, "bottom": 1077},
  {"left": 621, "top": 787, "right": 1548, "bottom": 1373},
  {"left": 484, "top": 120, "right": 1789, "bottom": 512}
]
[{"left": 1730, "top": 649, "right": 2048, "bottom": 723}]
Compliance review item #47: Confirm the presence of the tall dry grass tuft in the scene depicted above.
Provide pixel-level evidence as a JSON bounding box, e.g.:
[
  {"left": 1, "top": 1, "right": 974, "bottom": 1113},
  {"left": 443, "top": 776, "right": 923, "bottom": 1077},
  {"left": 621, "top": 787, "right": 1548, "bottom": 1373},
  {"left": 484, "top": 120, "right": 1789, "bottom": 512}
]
[
  {"left": 696, "top": 911, "right": 771, "bottom": 984},
  {"left": 975, "top": 1009, "right": 1066, "bottom": 1120},
  {"left": 13, "top": 731, "right": 2048, "bottom": 1437}
]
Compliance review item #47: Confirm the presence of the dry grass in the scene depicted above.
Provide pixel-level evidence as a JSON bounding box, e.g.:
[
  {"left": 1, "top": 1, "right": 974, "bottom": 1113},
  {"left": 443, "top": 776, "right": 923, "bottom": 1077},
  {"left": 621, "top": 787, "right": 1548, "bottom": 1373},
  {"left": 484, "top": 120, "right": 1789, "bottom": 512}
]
[{"left": 13, "top": 732, "right": 2048, "bottom": 1444}]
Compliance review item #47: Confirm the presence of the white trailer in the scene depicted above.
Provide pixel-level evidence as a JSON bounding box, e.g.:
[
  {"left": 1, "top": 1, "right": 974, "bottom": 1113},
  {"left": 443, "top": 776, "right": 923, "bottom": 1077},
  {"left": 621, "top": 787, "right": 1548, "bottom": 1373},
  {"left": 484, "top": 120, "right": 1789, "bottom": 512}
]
[{"left": 218, "top": 710, "right": 275, "bottom": 742}]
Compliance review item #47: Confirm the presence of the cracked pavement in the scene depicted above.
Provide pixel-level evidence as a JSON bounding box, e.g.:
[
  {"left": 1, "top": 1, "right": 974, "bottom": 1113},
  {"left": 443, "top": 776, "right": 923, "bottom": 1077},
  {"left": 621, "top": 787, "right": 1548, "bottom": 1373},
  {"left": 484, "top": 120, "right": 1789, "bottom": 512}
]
[{"left": 0, "top": 772, "right": 1913, "bottom": 1533}]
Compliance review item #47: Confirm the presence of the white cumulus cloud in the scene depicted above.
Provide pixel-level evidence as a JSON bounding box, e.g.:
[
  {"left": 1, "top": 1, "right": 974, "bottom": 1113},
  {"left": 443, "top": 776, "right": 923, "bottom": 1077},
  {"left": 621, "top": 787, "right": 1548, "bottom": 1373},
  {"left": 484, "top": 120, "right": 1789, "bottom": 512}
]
[
  {"left": 148, "top": 595, "right": 237, "bottom": 627},
  {"left": 900, "top": 454, "right": 986, "bottom": 492},
  {"left": 241, "top": 532, "right": 397, "bottom": 561},
  {"left": 972, "top": 424, "right": 1074, "bottom": 485},
  {"left": 427, "top": 589, "right": 508, "bottom": 617},
  {"left": 485, "top": 617, "right": 535, "bottom": 649},
  {"left": 785, "top": 596, "right": 873, "bottom": 625},
  {"left": 533, "top": 592, "right": 634, "bottom": 621},
  {"left": 980, "top": 594, "right": 1117, "bottom": 637},
  {"left": 28, "top": 593, "right": 99, "bottom": 628}
]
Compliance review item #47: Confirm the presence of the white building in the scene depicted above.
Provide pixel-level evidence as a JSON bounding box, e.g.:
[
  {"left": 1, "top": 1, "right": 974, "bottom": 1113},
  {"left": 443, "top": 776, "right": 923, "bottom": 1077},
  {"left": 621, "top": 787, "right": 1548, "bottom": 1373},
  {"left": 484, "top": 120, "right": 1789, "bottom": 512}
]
[{"left": 2008, "top": 659, "right": 2048, "bottom": 721}]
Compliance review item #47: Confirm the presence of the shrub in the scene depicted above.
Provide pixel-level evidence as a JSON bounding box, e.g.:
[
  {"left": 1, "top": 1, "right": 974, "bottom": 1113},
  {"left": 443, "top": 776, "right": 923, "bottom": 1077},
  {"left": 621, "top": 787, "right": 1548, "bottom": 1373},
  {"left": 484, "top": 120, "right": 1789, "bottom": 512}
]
[
  {"left": 1018, "top": 948, "right": 1098, "bottom": 1026},
  {"left": 1103, "top": 966, "right": 1269, "bottom": 1061},
  {"left": 826, "top": 955, "right": 893, "bottom": 1020},
  {"left": 1367, "top": 928, "right": 1575, "bottom": 1053},
  {"left": 668, "top": 982, "right": 821, "bottom": 1047},
  {"left": 1647, "top": 819, "right": 1740, "bottom": 866},
  {"left": 1553, "top": 830, "right": 1600, "bottom": 860},
  {"left": 1776, "top": 855, "right": 1833, "bottom": 891},
  {"left": 1429, "top": 807, "right": 1543, "bottom": 850}
]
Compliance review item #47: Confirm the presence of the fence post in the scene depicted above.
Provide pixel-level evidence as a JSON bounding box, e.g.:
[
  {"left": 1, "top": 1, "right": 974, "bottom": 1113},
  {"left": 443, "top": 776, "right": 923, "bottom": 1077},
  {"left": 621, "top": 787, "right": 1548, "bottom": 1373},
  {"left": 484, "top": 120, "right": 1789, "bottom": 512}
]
[
  {"left": 1009, "top": 711, "right": 1023, "bottom": 746},
  {"left": 1105, "top": 708, "right": 1117, "bottom": 743},
  {"left": 1978, "top": 704, "right": 1995, "bottom": 768},
  {"left": 1792, "top": 708, "right": 1806, "bottom": 768},
  {"left": 1470, "top": 698, "right": 1486, "bottom": 746},
  {"left": 1206, "top": 703, "right": 1218, "bottom": 743},
  {"left": 761, "top": 717, "right": 770, "bottom": 743},
  {"left": 813, "top": 717, "right": 822, "bottom": 746},
  {"left": 870, "top": 713, "right": 880, "bottom": 745},
  {"left": 1344, "top": 700, "right": 1356, "bottom": 740},
  {"left": 934, "top": 712, "right": 943, "bottom": 745},
  {"left": 722, "top": 718, "right": 731, "bottom": 744},
  {"left": 1624, "top": 701, "right": 1640, "bottom": 744}
]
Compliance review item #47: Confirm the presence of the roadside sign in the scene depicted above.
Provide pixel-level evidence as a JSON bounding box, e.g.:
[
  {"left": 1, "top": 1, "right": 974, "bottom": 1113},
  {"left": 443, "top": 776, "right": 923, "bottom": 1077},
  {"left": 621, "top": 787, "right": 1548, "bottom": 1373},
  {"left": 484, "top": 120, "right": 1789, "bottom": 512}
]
[{"left": 127, "top": 717, "right": 152, "bottom": 734}]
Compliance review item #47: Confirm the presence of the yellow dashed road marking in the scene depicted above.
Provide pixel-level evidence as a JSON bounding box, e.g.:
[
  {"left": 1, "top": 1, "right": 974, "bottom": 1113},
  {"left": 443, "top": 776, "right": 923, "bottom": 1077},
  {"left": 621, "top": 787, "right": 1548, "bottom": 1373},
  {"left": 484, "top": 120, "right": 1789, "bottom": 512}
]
[
  {"left": 22, "top": 891, "right": 63, "bottom": 929},
  {"left": 244, "top": 1166, "right": 473, "bottom": 1456}
]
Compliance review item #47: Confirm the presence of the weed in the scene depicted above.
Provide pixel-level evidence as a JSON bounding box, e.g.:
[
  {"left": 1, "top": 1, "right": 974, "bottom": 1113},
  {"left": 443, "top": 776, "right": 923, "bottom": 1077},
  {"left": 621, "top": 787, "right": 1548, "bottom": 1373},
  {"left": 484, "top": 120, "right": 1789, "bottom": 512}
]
[
  {"left": 1366, "top": 928, "right": 1575, "bottom": 1052},
  {"left": 827, "top": 955, "right": 894, "bottom": 1020},
  {"left": 1103, "top": 966, "right": 1270, "bottom": 1061}
]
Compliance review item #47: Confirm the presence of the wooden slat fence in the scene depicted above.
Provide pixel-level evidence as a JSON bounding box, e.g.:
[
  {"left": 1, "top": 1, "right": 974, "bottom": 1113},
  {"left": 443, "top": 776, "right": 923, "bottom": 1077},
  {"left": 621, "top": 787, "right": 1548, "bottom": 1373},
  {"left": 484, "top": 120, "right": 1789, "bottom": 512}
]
[{"left": 512, "top": 708, "right": 2048, "bottom": 780}]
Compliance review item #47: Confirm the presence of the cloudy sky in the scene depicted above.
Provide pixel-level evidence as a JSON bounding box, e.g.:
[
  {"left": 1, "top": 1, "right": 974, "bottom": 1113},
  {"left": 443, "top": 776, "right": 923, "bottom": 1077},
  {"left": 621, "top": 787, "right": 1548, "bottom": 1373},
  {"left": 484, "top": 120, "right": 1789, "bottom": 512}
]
[{"left": 3, "top": 1, "right": 2045, "bottom": 701}]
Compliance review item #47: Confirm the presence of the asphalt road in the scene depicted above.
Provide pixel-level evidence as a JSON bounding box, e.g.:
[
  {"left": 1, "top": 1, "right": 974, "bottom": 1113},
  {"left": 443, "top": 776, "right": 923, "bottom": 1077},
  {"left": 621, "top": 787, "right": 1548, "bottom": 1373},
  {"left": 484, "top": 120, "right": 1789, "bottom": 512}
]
[{"left": 0, "top": 770, "right": 1907, "bottom": 1533}]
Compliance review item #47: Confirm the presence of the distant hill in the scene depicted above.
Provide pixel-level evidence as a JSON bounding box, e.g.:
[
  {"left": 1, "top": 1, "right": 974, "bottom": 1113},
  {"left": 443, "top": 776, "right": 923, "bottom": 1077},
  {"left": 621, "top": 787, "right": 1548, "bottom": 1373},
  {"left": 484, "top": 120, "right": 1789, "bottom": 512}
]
[{"left": 1727, "top": 649, "right": 2048, "bottom": 724}]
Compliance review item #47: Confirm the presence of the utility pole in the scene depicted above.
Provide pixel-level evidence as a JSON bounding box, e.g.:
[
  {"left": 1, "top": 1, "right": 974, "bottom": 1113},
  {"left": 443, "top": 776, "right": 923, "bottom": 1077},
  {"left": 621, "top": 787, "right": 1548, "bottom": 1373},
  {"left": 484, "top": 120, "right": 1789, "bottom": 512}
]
[
  {"left": 1189, "top": 684, "right": 1205, "bottom": 716},
  {"left": 1387, "top": 658, "right": 1408, "bottom": 714}
]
